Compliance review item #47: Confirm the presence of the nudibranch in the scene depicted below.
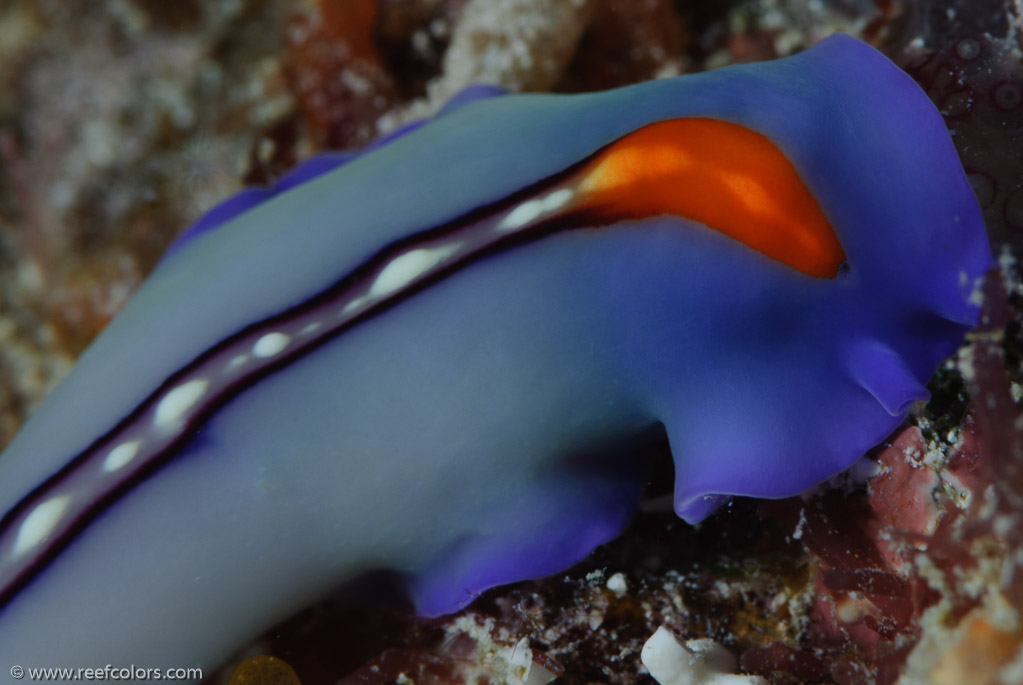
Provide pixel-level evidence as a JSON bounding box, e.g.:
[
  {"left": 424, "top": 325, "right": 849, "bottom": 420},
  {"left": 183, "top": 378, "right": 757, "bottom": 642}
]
[{"left": 0, "top": 35, "right": 990, "bottom": 679}]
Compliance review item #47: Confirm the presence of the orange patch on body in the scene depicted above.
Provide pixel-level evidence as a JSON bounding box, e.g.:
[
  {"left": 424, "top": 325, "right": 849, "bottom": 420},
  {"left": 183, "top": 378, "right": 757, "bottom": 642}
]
[{"left": 575, "top": 118, "right": 845, "bottom": 278}]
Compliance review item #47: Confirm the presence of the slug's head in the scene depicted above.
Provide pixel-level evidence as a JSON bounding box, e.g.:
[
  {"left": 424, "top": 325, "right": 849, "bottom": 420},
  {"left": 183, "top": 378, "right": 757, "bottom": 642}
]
[
  {"left": 610, "top": 36, "right": 994, "bottom": 521},
  {"left": 737, "top": 34, "right": 992, "bottom": 422},
  {"left": 803, "top": 38, "right": 992, "bottom": 413}
]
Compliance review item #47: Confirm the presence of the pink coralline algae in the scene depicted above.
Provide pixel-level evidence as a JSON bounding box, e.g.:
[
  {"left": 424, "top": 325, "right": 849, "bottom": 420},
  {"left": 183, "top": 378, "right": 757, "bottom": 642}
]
[
  {"left": 741, "top": 266, "right": 1023, "bottom": 684},
  {"left": 736, "top": 9, "right": 1023, "bottom": 682}
]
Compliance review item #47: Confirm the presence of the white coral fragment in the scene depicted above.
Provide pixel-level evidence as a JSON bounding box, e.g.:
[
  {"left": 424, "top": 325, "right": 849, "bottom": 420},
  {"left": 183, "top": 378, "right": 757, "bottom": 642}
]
[
  {"left": 606, "top": 572, "right": 628, "bottom": 596},
  {"left": 445, "top": 617, "right": 560, "bottom": 685},
  {"left": 641, "top": 627, "right": 769, "bottom": 685},
  {"left": 500, "top": 637, "right": 558, "bottom": 685}
]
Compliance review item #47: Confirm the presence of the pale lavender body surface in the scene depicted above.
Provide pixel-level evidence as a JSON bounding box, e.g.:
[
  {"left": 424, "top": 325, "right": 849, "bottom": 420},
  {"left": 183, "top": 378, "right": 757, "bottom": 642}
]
[{"left": 0, "top": 36, "right": 989, "bottom": 679}]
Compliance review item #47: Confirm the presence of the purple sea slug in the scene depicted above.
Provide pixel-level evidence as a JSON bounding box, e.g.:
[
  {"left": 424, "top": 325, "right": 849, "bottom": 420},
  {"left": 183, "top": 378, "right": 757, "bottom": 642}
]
[{"left": 0, "top": 34, "right": 990, "bottom": 680}]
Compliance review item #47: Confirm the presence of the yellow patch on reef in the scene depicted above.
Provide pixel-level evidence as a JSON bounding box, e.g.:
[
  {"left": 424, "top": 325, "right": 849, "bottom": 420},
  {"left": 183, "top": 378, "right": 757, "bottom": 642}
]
[{"left": 227, "top": 655, "right": 301, "bottom": 685}]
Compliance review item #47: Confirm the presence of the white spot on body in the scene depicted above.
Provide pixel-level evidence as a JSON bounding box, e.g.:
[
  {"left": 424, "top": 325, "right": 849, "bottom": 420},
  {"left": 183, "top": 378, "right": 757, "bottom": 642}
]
[
  {"left": 299, "top": 321, "right": 323, "bottom": 336},
  {"left": 154, "top": 379, "right": 209, "bottom": 430},
  {"left": 496, "top": 189, "right": 575, "bottom": 233},
  {"left": 102, "top": 440, "right": 143, "bottom": 472},
  {"left": 227, "top": 354, "right": 249, "bottom": 370},
  {"left": 342, "top": 295, "right": 369, "bottom": 315},
  {"left": 368, "top": 244, "right": 460, "bottom": 299},
  {"left": 252, "top": 332, "right": 290, "bottom": 358},
  {"left": 497, "top": 198, "right": 544, "bottom": 232},
  {"left": 13, "top": 496, "right": 72, "bottom": 557},
  {"left": 542, "top": 188, "right": 574, "bottom": 213}
]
